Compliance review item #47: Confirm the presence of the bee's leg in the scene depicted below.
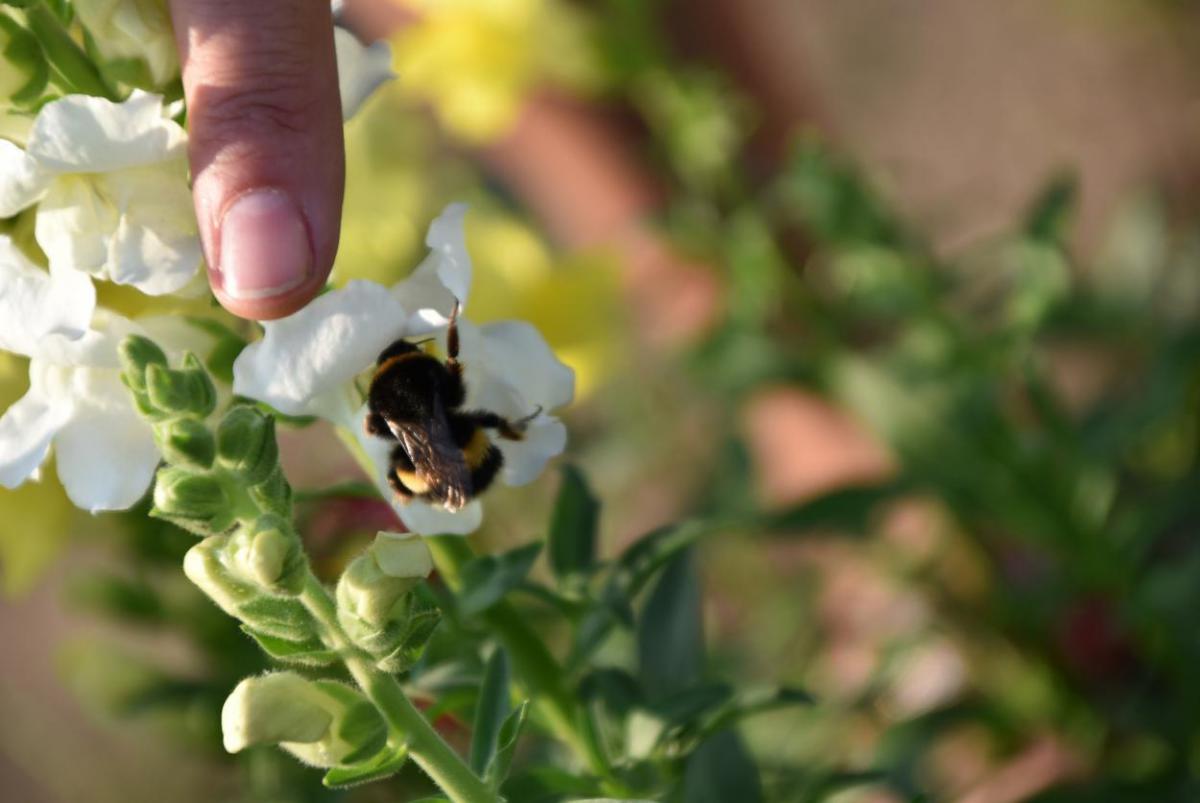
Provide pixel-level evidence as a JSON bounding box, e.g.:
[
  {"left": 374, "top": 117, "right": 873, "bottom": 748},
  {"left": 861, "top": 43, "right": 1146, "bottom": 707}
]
[
  {"left": 471, "top": 406, "right": 543, "bottom": 441},
  {"left": 442, "top": 299, "right": 467, "bottom": 407},
  {"left": 364, "top": 411, "right": 395, "bottom": 439}
]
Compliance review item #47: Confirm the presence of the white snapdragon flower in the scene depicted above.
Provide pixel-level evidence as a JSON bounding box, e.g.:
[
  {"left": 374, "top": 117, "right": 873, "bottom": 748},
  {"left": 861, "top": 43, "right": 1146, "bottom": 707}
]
[
  {"left": 0, "top": 237, "right": 211, "bottom": 511},
  {"left": 233, "top": 204, "right": 574, "bottom": 535},
  {"left": 0, "top": 91, "right": 201, "bottom": 296}
]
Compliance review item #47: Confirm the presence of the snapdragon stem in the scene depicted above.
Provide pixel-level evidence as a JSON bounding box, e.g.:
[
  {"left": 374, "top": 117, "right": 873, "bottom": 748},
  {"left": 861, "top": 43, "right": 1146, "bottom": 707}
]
[
  {"left": 298, "top": 573, "right": 498, "bottom": 803},
  {"left": 427, "top": 537, "right": 611, "bottom": 779},
  {"left": 335, "top": 426, "right": 611, "bottom": 779}
]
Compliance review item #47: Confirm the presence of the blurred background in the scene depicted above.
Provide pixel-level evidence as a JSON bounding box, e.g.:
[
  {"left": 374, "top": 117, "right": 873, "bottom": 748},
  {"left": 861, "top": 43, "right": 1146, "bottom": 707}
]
[{"left": 5, "top": 0, "right": 1200, "bottom": 800}]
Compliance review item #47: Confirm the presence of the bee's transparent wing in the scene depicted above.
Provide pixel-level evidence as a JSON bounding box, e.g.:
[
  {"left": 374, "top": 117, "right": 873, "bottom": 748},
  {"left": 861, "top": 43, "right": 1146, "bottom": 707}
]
[{"left": 388, "top": 406, "right": 471, "bottom": 512}]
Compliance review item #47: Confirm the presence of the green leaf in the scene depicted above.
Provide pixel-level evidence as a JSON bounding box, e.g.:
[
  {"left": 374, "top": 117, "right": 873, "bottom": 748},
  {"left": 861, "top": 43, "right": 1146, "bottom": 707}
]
[
  {"left": 458, "top": 542, "right": 542, "bottom": 617},
  {"left": 485, "top": 699, "right": 529, "bottom": 788},
  {"left": 321, "top": 746, "right": 409, "bottom": 789},
  {"left": 1023, "top": 173, "right": 1077, "bottom": 244},
  {"left": 470, "top": 647, "right": 511, "bottom": 775},
  {"left": 762, "top": 480, "right": 909, "bottom": 535},
  {"left": 240, "top": 626, "right": 338, "bottom": 667},
  {"left": 682, "top": 730, "right": 764, "bottom": 803},
  {"left": 548, "top": 465, "right": 599, "bottom": 581},
  {"left": 503, "top": 766, "right": 604, "bottom": 801},
  {"left": 568, "top": 521, "right": 712, "bottom": 670},
  {"left": 637, "top": 550, "right": 704, "bottom": 698}
]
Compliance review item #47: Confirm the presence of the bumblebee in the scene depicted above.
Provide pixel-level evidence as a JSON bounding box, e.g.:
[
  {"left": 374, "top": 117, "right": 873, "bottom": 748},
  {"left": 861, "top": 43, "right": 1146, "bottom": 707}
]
[{"left": 364, "top": 304, "right": 538, "bottom": 511}]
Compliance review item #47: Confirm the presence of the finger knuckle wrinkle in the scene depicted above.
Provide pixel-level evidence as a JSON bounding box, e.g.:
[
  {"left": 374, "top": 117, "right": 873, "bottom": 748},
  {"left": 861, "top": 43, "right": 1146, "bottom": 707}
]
[{"left": 196, "top": 82, "right": 318, "bottom": 142}]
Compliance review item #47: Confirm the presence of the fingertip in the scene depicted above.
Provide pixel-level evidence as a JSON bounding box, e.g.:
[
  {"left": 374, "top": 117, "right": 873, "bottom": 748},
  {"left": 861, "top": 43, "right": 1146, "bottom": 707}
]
[{"left": 210, "top": 269, "right": 328, "bottom": 321}]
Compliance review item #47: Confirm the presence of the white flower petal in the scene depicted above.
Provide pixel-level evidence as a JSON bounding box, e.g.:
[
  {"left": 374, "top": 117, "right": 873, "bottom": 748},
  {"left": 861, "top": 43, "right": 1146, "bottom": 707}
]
[
  {"left": 54, "top": 400, "right": 159, "bottom": 511},
  {"left": 36, "top": 174, "right": 117, "bottom": 278},
  {"left": 334, "top": 27, "right": 395, "bottom": 121},
  {"left": 104, "top": 161, "right": 202, "bottom": 294},
  {"left": 233, "top": 281, "right": 408, "bottom": 417},
  {"left": 0, "top": 237, "right": 96, "bottom": 356},
  {"left": 494, "top": 416, "right": 567, "bottom": 486},
  {"left": 0, "top": 389, "right": 72, "bottom": 489},
  {"left": 0, "top": 139, "right": 52, "bottom": 217},
  {"left": 27, "top": 91, "right": 185, "bottom": 173},
  {"left": 397, "top": 498, "right": 483, "bottom": 536},
  {"left": 426, "top": 203, "right": 472, "bottom": 306},
  {"left": 478, "top": 320, "right": 575, "bottom": 410},
  {"left": 392, "top": 203, "right": 473, "bottom": 333}
]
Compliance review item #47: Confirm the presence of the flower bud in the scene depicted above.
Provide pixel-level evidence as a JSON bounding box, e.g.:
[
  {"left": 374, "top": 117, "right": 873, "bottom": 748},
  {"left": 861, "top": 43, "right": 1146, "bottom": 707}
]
[
  {"left": 226, "top": 515, "right": 306, "bottom": 596},
  {"left": 221, "top": 673, "right": 333, "bottom": 753},
  {"left": 337, "top": 533, "right": 431, "bottom": 630},
  {"left": 156, "top": 417, "right": 215, "bottom": 468},
  {"left": 118, "top": 335, "right": 168, "bottom": 392},
  {"left": 146, "top": 355, "right": 217, "bottom": 418},
  {"left": 217, "top": 406, "right": 279, "bottom": 485},
  {"left": 371, "top": 531, "right": 434, "bottom": 579},
  {"left": 338, "top": 551, "right": 411, "bottom": 631},
  {"left": 153, "top": 466, "right": 233, "bottom": 535},
  {"left": 185, "top": 536, "right": 317, "bottom": 641},
  {"left": 336, "top": 534, "right": 439, "bottom": 668},
  {"left": 0, "top": 12, "right": 48, "bottom": 107},
  {"left": 248, "top": 466, "right": 292, "bottom": 517},
  {"left": 281, "top": 680, "right": 388, "bottom": 768},
  {"left": 183, "top": 535, "right": 255, "bottom": 616}
]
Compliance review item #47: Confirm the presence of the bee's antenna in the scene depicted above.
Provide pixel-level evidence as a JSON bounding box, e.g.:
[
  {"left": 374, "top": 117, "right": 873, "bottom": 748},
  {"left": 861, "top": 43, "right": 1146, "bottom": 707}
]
[{"left": 410, "top": 337, "right": 436, "bottom": 347}]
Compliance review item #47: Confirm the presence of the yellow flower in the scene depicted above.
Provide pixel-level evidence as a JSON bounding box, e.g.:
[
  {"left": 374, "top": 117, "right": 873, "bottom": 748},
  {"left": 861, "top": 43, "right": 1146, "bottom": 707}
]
[{"left": 391, "top": 0, "right": 603, "bottom": 143}]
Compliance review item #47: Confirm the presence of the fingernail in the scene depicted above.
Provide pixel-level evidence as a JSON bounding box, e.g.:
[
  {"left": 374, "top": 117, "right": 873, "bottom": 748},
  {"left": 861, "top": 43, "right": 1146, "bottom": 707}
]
[{"left": 217, "top": 189, "right": 312, "bottom": 300}]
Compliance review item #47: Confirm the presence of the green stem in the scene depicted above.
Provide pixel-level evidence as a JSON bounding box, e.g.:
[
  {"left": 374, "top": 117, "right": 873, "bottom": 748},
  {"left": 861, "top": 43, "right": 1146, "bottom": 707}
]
[
  {"left": 335, "top": 427, "right": 612, "bottom": 779},
  {"left": 25, "top": 2, "right": 117, "bottom": 99},
  {"left": 428, "top": 537, "right": 611, "bottom": 778},
  {"left": 299, "top": 574, "right": 498, "bottom": 803}
]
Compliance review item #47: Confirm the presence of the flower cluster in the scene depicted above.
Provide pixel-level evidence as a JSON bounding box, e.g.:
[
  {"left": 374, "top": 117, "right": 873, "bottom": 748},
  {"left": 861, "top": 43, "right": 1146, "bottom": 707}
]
[
  {"left": 0, "top": 17, "right": 396, "bottom": 510},
  {"left": 0, "top": 10, "right": 572, "bottom": 535},
  {"left": 234, "top": 203, "right": 575, "bottom": 534}
]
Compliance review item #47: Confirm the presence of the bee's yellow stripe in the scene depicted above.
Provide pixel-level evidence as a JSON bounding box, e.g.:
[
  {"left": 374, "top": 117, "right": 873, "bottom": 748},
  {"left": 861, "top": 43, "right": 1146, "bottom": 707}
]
[
  {"left": 395, "top": 469, "right": 431, "bottom": 494},
  {"left": 374, "top": 351, "right": 433, "bottom": 380},
  {"left": 463, "top": 428, "right": 492, "bottom": 469}
]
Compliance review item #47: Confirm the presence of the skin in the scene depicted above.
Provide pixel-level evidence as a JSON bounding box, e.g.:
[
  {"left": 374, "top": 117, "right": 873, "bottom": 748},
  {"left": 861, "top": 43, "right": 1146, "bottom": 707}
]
[{"left": 168, "top": 0, "right": 345, "bottom": 320}]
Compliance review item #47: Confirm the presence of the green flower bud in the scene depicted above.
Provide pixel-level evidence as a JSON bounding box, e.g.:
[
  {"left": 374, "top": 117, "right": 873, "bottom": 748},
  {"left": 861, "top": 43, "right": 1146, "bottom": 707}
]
[
  {"left": 336, "top": 534, "right": 439, "bottom": 668},
  {"left": 338, "top": 534, "right": 430, "bottom": 630},
  {"left": 185, "top": 536, "right": 316, "bottom": 640},
  {"left": 146, "top": 354, "right": 217, "bottom": 418},
  {"left": 225, "top": 515, "right": 306, "bottom": 596},
  {"left": 156, "top": 417, "right": 215, "bottom": 468},
  {"left": 282, "top": 680, "right": 388, "bottom": 768},
  {"left": 373, "top": 592, "right": 441, "bottom": 674},
  {"left": 221, "top": 673, "right": 333, "bottom": 753},
  {"left": 183, "top": 535, "right": 255, "bottom": 616},
  {"left": 248, "top": 465, "right": 292, "bottom": 517},
  {"left": 118, "top": 335, "right": 168, "bottom": 392},
  {"left": 371, "top": 531, "right": 434, "bottom": 579},
  {"left": 217, "top": 406, "right": 279, "bottom": 485},
  {"left": 152, "top": 466, "right": 233, "bottom": 535},
  {"left": 0, "top": 12, "right": 48, "bottom": 107}
]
